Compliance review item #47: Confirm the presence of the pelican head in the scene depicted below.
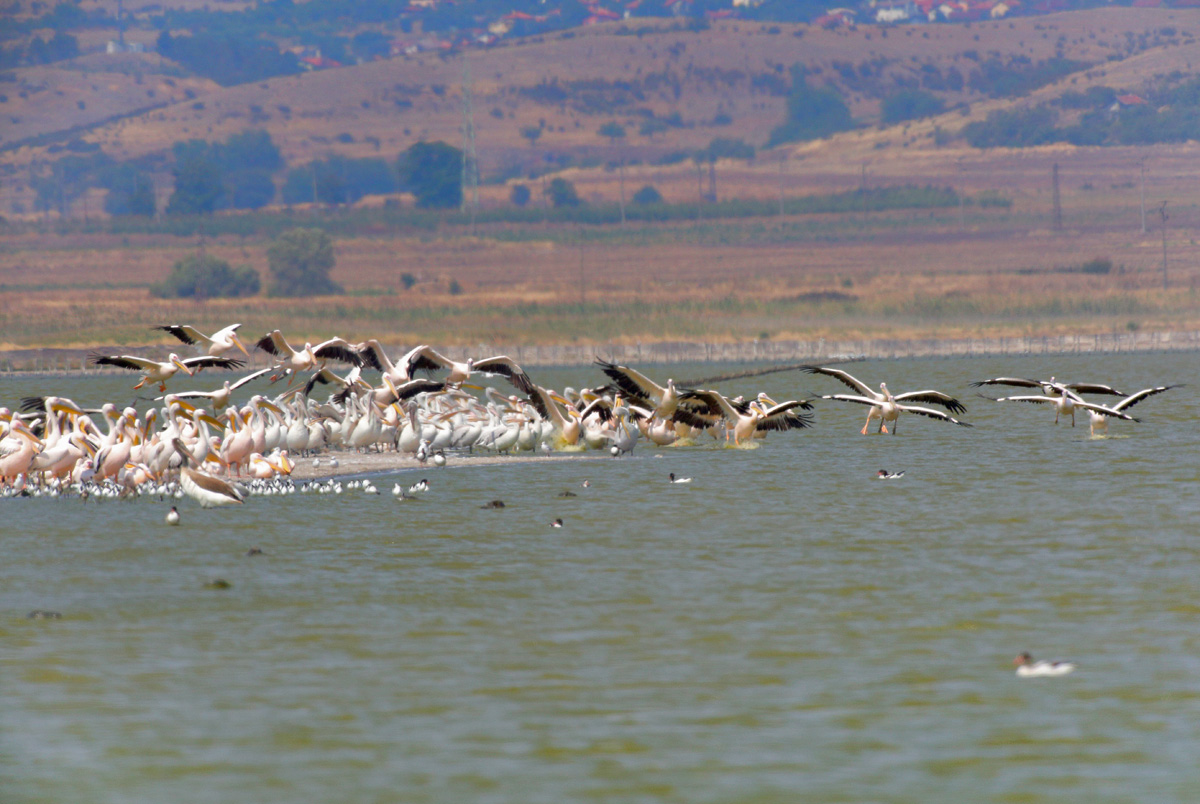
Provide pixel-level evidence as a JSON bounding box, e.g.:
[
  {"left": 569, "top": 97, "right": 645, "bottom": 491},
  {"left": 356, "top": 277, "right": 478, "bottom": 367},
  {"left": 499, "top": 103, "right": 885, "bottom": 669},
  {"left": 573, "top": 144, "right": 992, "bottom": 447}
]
[{"left": 169, "top": 353, "right": 194, "bottom": 376}]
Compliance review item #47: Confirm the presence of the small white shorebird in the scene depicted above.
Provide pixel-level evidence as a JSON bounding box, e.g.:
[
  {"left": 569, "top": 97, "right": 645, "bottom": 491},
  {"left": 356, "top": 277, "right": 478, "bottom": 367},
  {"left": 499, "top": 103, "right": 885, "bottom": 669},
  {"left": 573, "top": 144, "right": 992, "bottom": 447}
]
[{"left": 1014, "top": 652, "right": 1076, "bottom": 678}]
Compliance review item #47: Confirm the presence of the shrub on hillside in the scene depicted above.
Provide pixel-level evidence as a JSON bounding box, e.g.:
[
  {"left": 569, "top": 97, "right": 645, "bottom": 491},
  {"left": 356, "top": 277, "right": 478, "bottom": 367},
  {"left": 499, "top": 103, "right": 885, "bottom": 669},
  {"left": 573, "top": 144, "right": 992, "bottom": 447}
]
[{"left": 152, "top": 254, "right": 260, "bottom": 299}]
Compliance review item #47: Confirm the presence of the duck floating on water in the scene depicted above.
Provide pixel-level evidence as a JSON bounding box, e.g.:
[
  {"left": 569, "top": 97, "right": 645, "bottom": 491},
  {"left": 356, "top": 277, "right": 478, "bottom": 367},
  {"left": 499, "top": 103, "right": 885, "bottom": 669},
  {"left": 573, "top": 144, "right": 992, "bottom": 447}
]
[
  {"left": 1014, "top": 652, "right": 1076, "bottom": 677},
  {"left": 877, "top": 470, "right": 905, "bottom": 479},
  {"left": 668, "top": 473, "right": 692, "bottom": 484}
]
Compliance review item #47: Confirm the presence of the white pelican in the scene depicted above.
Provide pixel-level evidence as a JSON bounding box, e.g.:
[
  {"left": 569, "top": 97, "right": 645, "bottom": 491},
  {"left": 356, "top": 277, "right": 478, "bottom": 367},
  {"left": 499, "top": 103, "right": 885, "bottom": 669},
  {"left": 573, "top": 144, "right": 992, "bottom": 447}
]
[
  {"left": 803, "top": 366, "right": 968, "bottom": 434},
  {"left": 89, "top": 352, "right": 245, "bottom": 391},
  {"left": 160, "top": 368, "right": 274, "bottom": 410},
  {"left": 594, "top": 359, "right": 706, "bottom": 426},
  {"left": 254, "top": 330, "right": 365, "bottom": 380},
  {"left": 990, "top": 388, "right": 1138, "bottom": 428},
  {"left": 971, "top": 376, "right": 1127, "bottom": 399},
  {"left": 406, "top": 345, "right": 536, "bottom": 394},
  {"left": 1014, "top": 652, "right": 1076, "bottom": 678},
  {"left": 680, "top": 388, "right": 813, "bottom": 445},
  {"left": 1088, "top": 385, "right": 1178, "bottom": 436},
  {"left": 172, "top": 438, "right": 245, "bottom": 508},
  {"left": 154, "top": 323, "right": 251, "bottom": 358}
]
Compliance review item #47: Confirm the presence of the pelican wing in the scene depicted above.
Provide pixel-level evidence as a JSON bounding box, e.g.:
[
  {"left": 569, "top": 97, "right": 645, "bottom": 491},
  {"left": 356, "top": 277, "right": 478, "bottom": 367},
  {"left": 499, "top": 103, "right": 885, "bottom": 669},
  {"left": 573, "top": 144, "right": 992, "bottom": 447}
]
[
  {"left": 756, "top": 400, "right": 814, "bottom": 432},
  {"left": 1075, "top": 400, "right": 1139, "bottom": 422},
  {"left": 88, "top": 353, "right": 160, "bottom": 372},
  {"left": 474, "top": 356, "right": 536, "bottom": 395},
  {"left": 1062, "top": 381, "right": 1127, "bottom": 397},
  {"left": 254, "top": 330, "right": 292, "bottom": 358},
  {"left": 526, "top": 386, "right": 569, "bottom": 428},
  {"left": 578, "top": 396, "right": 614, "bottom": 424},
  {"left": 681, "top": 388, "right": 739, "bottom": 422},
  {"left": 594, "top": 359, "right": 665, "bottom": 404},
  {"left": 897, "top": 403, "right": 972, "bottom": 426},
  {"left": 801, "top": 366, "right": 875, "bottom": 397},
  {"left": 227, "top": 367, "right": 274, "bottom": 392},
  {"left": 405, "top": 345, "right": 451, "bottom": 375},
  {"left": 181, "top": 356, "right": 245, "bottom": 371},
  {"left": 969, "top": 377, "right": 1045, "bottom": 389},
  {"left": 893, "top": 389, "right": 966, "bottom": 415},
  {"left": 993, "top": 394, "right": 1056, "bottom": 405},
  {"left": 389, "top": 378, "right": 446, "bottom": 403},
  {"left": 1112, "top": 384, "right": 1179, "bottom": 412},
  {"left": 155, "top": 324, "right": 208, "bottom": 346},
  {"left": 355, "top": 340, "right": 388, "bottom": 372},
  {"left": 818, "top": 393, "right": 880, "bottom": 407},
  {"left": 313, "top": 338, "right": 365, "bottom": 367}
]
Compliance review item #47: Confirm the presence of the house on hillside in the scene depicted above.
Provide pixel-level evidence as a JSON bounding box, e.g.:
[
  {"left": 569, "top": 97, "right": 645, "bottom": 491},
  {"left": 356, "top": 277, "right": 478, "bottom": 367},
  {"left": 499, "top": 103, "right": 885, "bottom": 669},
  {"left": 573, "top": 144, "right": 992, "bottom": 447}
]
[{"left": 874, "top": 0, "right": 916, "bottom": 22}]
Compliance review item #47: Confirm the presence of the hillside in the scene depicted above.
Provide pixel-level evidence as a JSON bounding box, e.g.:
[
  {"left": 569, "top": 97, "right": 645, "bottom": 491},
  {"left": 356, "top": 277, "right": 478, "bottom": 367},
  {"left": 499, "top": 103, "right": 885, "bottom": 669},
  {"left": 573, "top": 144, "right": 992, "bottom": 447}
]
[{"left": 2, "top": 9, "right": 1200, "bottom": 218}]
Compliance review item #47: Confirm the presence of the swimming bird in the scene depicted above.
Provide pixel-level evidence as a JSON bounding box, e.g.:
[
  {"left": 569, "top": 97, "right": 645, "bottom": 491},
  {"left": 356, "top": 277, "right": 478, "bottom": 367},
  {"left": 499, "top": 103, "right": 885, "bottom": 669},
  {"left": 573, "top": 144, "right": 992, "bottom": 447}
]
[
  {"left": 668, "top": 472, "right": 692, "bottom": 484},
  {"left": 551, "top": 518, "right": 563, "bottom": 528},
  {"left": 154, "top": 323, "right": 251, "bottom": 358},
  {"left": 877, "top": 470, "right": 905, "bottom": 479},
  {"left": 1088, "top": 384, "right": 1179, "bottom": 436},
  {"left": 172, "top": 438, "right": 246, "bottom": 508},
  {"left": 803, "top": 366, "right": 967, "bottom": 434},
  {"left": 89, "top": 352, "right": 245, "bottom": 391},
  {"left": 165, "top": 506, "right": 181, "bottom": 525},
  {"left": 1014, "top": 652, "right": 1076, "bottom": 677}
]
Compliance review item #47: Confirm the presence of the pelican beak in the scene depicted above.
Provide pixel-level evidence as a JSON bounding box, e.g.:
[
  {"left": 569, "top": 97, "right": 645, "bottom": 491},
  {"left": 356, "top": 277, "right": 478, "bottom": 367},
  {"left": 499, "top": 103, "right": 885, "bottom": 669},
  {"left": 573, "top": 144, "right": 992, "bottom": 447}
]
[
  {"left": 233, "top": 334, "right": 250, "bottom": 357},
  {"left": 198, "top": 413, "right": 226, "bottom": 429},
  {"left": 258, "top": 400, "right": 285, "bottom": 416},
  {"left": 173, "top": 357, "right": 194, "bottom": 376},
  {"left": 50, "top": 399, "right": 85, "bottom": 417},
  {"left": 461, "top": 384, "right": 484, "bottom": 391}
]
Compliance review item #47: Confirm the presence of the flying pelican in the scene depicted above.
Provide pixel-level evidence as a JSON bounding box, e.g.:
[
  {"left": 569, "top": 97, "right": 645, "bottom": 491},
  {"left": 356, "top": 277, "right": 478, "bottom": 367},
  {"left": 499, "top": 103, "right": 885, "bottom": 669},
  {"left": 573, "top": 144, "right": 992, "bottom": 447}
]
[
  {"left": 158, "top": 368, "right": 274, "bottom": 410},
  {"left": 172, "top": 438, "right": 245, "bottom": 508},
  {"left": 802, "top": 366, "right": 967, "bottom": 434},
  {"left": 970, "top": 376, "right": 1127, "bottom": 399},
  {"left": 679, "top": 388, "right": 813, "bottom": 445},
  {"left": 593, "top": 359, "right": 707, "bottom": 426},
  {"left": 1088, "top": 385, "right": 1178, "bottom": 436},
  {"left": 254, "top": 331, "right": 365, "bottom": 380},
  {"left": 406, "top": 345, "right": 536, "bottom": 395},
  {"left": 88, "top": 352, "right": 244, "bottom": 391},
  {"left": 1014, "top": 652, "right": 1076, "bottom": 678},
  {"left": 154, "top": 323, "right": 250, "bottom": 358},
  {"left": 989, "top": 387, "right": 1138, "bottom": 428}
]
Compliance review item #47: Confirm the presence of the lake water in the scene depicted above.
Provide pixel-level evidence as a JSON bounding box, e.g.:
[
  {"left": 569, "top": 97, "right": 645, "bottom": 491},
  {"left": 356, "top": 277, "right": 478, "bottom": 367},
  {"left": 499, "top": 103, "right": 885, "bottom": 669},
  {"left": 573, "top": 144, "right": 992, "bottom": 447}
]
[{"left": 4, "top": 351, "right": 1200, "bottom": 803}]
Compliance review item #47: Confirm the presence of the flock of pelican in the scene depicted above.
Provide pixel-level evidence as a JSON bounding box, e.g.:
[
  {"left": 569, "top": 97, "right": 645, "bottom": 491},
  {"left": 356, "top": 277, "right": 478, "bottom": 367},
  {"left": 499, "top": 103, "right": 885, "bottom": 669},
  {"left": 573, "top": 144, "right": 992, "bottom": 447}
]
[{"left": 0, "top": 321, "right": 1181, "bottom": 509}]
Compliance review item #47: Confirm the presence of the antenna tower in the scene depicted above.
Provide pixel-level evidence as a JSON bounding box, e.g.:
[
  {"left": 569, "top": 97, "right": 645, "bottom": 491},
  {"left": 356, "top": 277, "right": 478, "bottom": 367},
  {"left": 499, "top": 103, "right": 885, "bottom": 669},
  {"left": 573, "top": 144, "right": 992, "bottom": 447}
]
[{"left": 460, "top": 58, "right": 479, "bottom": 215}]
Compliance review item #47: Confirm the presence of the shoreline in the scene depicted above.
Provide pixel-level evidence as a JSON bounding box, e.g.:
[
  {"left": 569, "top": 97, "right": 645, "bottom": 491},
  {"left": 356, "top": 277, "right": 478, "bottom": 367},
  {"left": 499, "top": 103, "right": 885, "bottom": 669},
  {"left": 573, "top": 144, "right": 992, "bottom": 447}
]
[
  {"left": 2, "top": 329, "right": 1198, "bottom": 376},
  {"left": 282, "top": 449, "right": 609, "bottom": 482}
]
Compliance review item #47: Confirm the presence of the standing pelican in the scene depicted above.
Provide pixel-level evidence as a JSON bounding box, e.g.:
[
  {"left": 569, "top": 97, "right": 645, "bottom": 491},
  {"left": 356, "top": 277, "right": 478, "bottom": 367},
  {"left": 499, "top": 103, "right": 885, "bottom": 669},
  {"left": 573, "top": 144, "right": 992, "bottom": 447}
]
[{"left": 154, "top": 323, "right": 251, "bottom": 358}]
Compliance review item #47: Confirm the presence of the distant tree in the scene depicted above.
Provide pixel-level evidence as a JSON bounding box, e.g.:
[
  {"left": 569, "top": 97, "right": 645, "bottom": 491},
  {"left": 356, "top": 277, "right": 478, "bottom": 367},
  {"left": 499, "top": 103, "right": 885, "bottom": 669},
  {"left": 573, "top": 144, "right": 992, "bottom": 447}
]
[
  {"left": 102, "top": 164, "right": 156, "bottom": 217},
  {"left": 767, "top": 65, "right": 854, "bottom": 146},
  {"left": 166, "top": 141, "right": 225, "bottom": 215},
  {"left": 639, "top": 118, "right": 669, "bottom": 140},
  {"left": 352, "top": 30, "right": 391, "bottom": 60},
  {"left": 396, "top": 141, "right": 462, "bottom": 209},
  {"left": 152, "top": 254, "right": 260, "bottom": 299},
  {"left": 632, "top": 184, "right": 662, "bottom": 205},
  {"left": 545, "top": 177, "right": 580, "bottom": 208},
  {"left": 267, "top": 228, "right": 343, "bottom": 297},
  {"left": 220, "top": 129, "right": 283, "bottom": 173},
  {"left": 881, "top": 89, "right": 946, "bottom": 124},
  {"left": 694, "top": 138, "right": 755, "bottom": 203},
  {"left": 25, "top": 31, "right": 78, "bottom": 65},
  {"left": 228, "top": 170, "right": 276, "bottom": 209},
  {"left": 510, "top": 183, "right": 532, "bottom": 207},
  {"left": 520, "top": 125, "right": 543, "bottom": 148}
]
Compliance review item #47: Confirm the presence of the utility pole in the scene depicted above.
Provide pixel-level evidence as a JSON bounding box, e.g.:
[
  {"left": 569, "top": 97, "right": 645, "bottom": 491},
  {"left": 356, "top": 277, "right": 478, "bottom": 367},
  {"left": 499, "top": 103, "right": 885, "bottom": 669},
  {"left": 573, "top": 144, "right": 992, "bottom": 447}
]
[
  {"left": 1139, "top": 160, "right": 1147, "bottom": 234},
  {"left": 1051, "top": 162, "right": 1062, "bottom": 231},
  {"left": 1159, "top": 201, "right": 1168, "bottom": 291},
  {"left": 860, "top": 161, "right": 867, "bottom": 223},
  {"left": 958, "top": 159, "right": 965, "bottom": 231},
  {"left": 778, "top": 151, "right": 786, "bottom": 217},
  {"left": 460, "top": 57, "right": 479, "bottom": 226}
]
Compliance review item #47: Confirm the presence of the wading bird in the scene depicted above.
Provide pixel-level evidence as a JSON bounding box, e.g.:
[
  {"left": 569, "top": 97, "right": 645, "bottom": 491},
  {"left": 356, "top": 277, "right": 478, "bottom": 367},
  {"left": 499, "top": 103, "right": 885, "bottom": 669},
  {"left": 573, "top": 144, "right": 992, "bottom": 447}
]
[{"left": 802, "top": 366, "right": 967, "bottom": 434}]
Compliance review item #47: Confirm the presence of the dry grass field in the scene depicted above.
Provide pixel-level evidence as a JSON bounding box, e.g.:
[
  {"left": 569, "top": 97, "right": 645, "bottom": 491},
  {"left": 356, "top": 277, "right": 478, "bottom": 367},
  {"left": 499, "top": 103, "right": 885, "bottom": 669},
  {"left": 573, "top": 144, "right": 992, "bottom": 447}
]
[{"left": 5, "top": 10, "right": 1200, "bottom": 356}]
